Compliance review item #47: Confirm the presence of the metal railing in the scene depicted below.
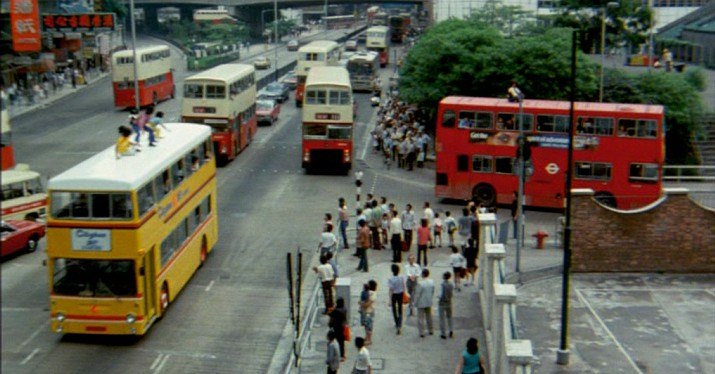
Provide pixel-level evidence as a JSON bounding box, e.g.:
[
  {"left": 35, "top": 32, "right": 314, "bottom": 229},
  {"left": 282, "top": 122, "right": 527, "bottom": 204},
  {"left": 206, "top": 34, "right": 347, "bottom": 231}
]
[
  {"left": 663, "top": 165, "right": 715, "bottom": 182},
  {"left": 284, "top": 279, "right": 322, "bottom": 374}
]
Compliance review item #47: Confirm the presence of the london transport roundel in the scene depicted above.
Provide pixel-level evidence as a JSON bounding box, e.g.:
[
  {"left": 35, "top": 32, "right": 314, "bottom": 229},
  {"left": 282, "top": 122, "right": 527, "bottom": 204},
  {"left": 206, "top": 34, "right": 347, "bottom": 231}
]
[{"left": 546, "top": 163, "right": 560, "bottom": 175}]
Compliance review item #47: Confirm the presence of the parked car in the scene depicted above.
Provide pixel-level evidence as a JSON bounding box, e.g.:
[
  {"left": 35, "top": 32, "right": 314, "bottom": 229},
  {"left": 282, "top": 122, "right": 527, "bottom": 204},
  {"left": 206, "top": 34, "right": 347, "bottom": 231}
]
[
  {"left": 258, "top": 82, "right": 290, "bottom": 103},
  {"left": 1, "top": 220, "right": 45, "bottom": 257},
  {"left": 256, "top": 99, "right": 281, "bottom": 126},
  {"left": 281, "top": 70, "right": 298, "bottom": 90},
  {"left": 253, "top": 56, "right": 271, "bottom": 69},
  {"left": 345, "top": 39, "right": 358, "bottom": 51},
  {"left": 287, "top": 39, "right": 300, "bottom": 51}
]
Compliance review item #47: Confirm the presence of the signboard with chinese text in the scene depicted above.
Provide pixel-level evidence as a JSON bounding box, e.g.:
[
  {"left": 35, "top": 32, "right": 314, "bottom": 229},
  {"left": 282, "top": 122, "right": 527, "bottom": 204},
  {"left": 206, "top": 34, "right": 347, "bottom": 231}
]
[
  {"left": 10, "top": 0, "right": 42, "bottom": 52},
  {"left": 71, "top": 229, "right": 111, "bottom": 251},
  {"left": 42, "top": 13, "right": 116, "bottom": 33}
]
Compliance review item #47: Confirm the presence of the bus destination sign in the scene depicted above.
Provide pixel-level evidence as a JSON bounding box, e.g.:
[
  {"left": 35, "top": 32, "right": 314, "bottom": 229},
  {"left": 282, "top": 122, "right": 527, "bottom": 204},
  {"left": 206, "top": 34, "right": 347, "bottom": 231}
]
[
  {"left": 193, "top": 107, "right": 216, "bottom": 114},
  {"left": 315, "top": 113, "right": 340, "bottom": 120},
  {"left": 71, "top": 229, "right": 111, "bottom": 251}
]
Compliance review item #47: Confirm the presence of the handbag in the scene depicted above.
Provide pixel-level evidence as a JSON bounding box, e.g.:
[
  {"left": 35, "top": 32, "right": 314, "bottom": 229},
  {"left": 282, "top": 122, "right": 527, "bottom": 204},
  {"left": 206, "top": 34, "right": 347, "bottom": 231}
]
[
  {"left": 402, "top": 292, "right": 410, "bottom": 305},
  {"left": 344, "top": 324, "right": 351, "bottom": 341}
]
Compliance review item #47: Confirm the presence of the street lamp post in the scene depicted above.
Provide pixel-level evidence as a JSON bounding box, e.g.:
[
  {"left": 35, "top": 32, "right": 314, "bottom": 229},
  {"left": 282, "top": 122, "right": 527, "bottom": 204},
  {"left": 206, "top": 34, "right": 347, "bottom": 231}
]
[
  {"left": 647, "top": 0, "right": 654, "bottom": 73},
  {"left": 129, "top": 0, "right": 140, "bottom": 111},
  {"left": 274, "top": 0, "right": 278, "bottom": 82},
  {"left": 599, "top": 2, "right": 618, "bottom": 102}
]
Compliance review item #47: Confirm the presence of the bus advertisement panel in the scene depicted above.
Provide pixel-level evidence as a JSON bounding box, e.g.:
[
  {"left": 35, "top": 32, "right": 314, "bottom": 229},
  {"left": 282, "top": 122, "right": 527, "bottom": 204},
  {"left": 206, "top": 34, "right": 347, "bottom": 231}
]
[
  {"left": 112, "top": 46, "right": 175, "bottom": 108},
  {"left": 295, "top": 40, "right": 340, "bottom": 107},
  {"left": 46, "top": 123, "right": 218, "bottom": 335},
  {"left": 302, "top": 67, "right": 354, "bottom": 173},
  {"left": 366, "top": 26, "right": 389, "bottom": 67},
  {"left": 435, "top": 96, "right": 665, "bottom": 210},
  {"left": 2, "top": 169, "right": 46, "bottom": 221},
  {"left": 347, "top": 52, "right": 380, "bottom": 92},
  {"left": 181, "top": 64, "right": 256, "bottom": 165}
]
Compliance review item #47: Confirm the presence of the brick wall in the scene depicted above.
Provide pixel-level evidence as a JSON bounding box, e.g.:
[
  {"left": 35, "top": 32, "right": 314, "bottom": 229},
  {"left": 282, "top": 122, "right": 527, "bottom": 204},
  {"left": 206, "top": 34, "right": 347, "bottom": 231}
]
[{"left": 571, "top": 189, "right": 715, "bottom": 273}]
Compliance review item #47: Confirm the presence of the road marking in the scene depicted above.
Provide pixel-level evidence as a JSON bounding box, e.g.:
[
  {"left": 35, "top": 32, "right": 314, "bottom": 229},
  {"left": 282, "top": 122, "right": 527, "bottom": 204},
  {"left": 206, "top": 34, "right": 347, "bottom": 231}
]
[
  {"left": 575, "top": 289, "right": 644, "bottom": 374},
  {"left": 20, "top": 348, "right": 40, "bottom": 365},
  {"left": 154, "top": 353, "right": 171, "bottom": 373},
  {"left": 150, "top": 353, "right": 164, "bottom": 370},
  {"left": 18, "top": 321, "right": 49, "bottom": 352},
  {"left": 370, "top": 175, "right": 378, "bottom": 194},
  {"left": 205, "top": 280, "right": 215, "bottom": 292}
]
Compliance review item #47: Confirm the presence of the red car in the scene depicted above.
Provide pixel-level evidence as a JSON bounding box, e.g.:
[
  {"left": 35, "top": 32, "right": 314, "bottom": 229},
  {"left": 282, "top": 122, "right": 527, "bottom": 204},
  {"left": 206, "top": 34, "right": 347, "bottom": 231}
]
[
  {"left": 1, "top": 220, "right": 46, "bottom": 257},
  {"left": 256, "top": 99, "right": 281, "bottom": 126}
]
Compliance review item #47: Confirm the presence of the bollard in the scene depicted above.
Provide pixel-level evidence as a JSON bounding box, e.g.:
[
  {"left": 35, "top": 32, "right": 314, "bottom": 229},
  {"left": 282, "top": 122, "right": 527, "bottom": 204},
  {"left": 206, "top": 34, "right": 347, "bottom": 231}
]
[{"left": 533, "top": 230, "right": 549, "bottom": 249}]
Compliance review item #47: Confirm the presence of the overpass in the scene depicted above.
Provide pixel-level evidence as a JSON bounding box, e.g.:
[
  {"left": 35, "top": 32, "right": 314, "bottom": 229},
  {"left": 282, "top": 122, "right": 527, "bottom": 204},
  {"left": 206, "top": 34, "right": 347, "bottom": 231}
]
[{"left": 133, "top": 0, "right": 431, "bottom": 36}]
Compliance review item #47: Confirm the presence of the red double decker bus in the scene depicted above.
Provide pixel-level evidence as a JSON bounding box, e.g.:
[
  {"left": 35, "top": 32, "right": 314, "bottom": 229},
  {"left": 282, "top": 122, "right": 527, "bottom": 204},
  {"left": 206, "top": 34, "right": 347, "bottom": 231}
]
[
  {"left": 301, "top": 66, "right": 354, "bottom": 173},
  {"left": 111, "top": 46, "right": 175, "bottom": 108},
  {"left": 435, "top": 96, "right": 665, "bottom": 210}
]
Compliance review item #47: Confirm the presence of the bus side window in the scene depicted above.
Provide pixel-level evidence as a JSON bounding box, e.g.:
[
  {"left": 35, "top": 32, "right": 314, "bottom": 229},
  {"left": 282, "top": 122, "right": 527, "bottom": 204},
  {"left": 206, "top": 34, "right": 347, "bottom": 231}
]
[
  {"left": 456, "top": 155, "right": 469, "bottom": 172},
  {"left": 138, "top": 182, "right": 155, "bottom": 216},
  {"left": 442, "top": 110, "right": 455, "bottom": 128},
  {"left": 172, "top": 159, "right": 186, "bottom": 185},
  {"left": 71, "top": 193, "right": 89, "bottom": 218}
]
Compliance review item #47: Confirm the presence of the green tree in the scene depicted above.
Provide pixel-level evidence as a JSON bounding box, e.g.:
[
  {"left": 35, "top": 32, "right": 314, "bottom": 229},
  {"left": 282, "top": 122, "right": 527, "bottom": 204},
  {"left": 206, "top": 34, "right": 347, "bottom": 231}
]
[
  {"left": 98, "top": 0, "right": 127, "bottom": 20},
  {"left": 466, "top": 0, "right": 535, "bottom": 37},
  {"left": 266, "top": 19, "right": 298, "bottom": 39}
]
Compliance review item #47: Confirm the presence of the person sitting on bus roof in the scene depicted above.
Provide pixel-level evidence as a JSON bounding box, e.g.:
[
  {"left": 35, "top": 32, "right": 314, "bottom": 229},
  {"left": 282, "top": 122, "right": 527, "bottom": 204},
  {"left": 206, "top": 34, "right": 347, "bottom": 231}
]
[
  {"left": 116, "top": 125, "right": 138, "bottom": 159},
  {"left": 507, "top": 81, "right": 524, "bottom": 103}
]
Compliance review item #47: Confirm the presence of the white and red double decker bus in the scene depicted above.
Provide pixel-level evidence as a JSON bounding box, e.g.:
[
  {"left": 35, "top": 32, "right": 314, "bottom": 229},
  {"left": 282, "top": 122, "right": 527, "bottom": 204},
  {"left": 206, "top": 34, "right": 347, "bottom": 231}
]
[
  {"left": 181, "top": 64, "right": 257, "bottom": 165},
  {"left": 111, "top": 46, "right": 175, "bottom": 108},
  {"left": 366, "top": 26, "right": 390, "bottom": 67},
  {"left": 435, "top": 96, "right": 665, "bottom": 210},
  {"left": 301, "top": 67, "right": 354, "bottom": 173},
  {"left": 295, "top": 40, "right": 340, "bottom": 107}
]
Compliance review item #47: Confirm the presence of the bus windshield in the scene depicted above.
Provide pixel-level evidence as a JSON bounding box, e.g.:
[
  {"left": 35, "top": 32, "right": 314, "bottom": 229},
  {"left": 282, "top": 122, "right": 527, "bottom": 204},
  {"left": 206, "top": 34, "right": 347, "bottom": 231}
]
[
  {"left": 53, "top": 259, "right": 137, "bottom": 297},
  {"left": 348, "top": 61, "right": 373, "bottom": 76}
]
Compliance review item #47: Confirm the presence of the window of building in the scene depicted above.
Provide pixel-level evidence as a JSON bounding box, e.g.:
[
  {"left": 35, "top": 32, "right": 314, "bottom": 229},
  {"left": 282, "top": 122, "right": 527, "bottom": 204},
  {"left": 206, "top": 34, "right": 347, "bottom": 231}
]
[
  {"left": 472, "top": 155, "right": 493, "bottom": 172},
  {"left": 629, "top": 163, "right": 659, "bottom": 182},
  {"left": 575, "top": 162, "right": 612, "bottom": 180}
]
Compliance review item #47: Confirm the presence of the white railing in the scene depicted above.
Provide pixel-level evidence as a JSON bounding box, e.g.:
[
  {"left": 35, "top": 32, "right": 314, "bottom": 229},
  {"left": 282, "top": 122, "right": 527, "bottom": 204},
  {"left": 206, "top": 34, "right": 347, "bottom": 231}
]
[
  {"left": 284, "top": 279, "right": 322, "bottom": 374},
  {"left": 477, "top": 213, "right": 535, "bottom": 374},
  {"left": 663, "top": 165, "right": 715, "bottom": 182}
]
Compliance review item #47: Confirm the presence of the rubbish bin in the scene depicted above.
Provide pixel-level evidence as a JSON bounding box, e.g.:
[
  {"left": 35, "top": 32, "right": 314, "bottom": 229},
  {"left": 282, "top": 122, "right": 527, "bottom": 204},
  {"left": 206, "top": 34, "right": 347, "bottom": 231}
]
[{"left": 335, "top": 277, "right": 351, "bottom": 321}]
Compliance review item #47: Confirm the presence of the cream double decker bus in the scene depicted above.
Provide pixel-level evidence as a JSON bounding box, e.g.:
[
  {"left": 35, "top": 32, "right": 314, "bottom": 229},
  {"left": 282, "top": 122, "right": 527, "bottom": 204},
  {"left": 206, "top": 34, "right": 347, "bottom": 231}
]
[
  {"left": 347, "top": 52, "right": 380, "bottom": 92},
  {"left": 181, "top": 64, "right": 257, "bottom": 165},
  {"left": 366, "top": 26, "right": 389, "bottom": 67},
  {"left": 302, "top": 66, "right": 354, "bottom": 173},
  {"left": 46, "top": 123, "right": 218, "bottom": 335},
  {"left": 295, "top": 40, "right": 340, "bottom": 107}
]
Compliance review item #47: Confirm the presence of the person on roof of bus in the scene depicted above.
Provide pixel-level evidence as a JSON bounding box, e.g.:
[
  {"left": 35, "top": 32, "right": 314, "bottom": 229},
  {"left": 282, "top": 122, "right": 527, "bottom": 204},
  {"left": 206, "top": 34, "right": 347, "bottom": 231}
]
[
  {"left": 116, "top": 125, "right": 138, "bottom": 159},
  {"left": 507, "top": 81, "right": 524, "bottom": 103},
  {"left": 141, "top": 107, "right": 157, "bottom": 147},
  {"left": 148, "top": 111, "right": 169, "bottom": 140}
]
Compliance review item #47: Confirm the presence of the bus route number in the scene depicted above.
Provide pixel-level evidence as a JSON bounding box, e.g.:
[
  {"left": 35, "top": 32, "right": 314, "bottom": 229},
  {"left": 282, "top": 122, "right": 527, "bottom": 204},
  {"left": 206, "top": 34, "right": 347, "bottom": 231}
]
[{"left": 315, "top": 113, "right": 340, "bottom": 120}]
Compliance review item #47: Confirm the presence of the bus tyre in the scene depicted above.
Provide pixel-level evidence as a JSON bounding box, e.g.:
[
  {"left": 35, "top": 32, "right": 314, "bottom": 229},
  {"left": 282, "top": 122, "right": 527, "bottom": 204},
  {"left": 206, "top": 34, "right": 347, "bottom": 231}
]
[
  {"left": 472, "top": 183, "right": 497, "bottom": 207},
  {"left": 594, "top": 192, "right": 617, "bottom": 208},
  {"left": 26, "top": 235, "right": 39, "bottom": 252},
  {"left": 160, "top": 283, "right": 170, "bottom": 314}
]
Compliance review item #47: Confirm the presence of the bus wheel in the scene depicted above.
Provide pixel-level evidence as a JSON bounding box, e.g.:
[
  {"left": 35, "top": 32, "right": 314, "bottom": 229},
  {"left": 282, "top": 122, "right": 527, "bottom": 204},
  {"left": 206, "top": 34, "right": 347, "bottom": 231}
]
[
  {"left": 199, "top": 237, "right": 207, "bottom": 266},
  {"left": 26, "top": 234, "right": 39, "bottom": 252},
  {"left": 594, "top": 192, "right": 617, "bottom": 208},
  {"left": 24, "top": 212, "right": 39, "bottom": 221},
  {"left": 160, "top": 283, "right": 170, "bottom": 314},
  {"left": 472, "top": 183, "right": 496, "bottom": 207}
]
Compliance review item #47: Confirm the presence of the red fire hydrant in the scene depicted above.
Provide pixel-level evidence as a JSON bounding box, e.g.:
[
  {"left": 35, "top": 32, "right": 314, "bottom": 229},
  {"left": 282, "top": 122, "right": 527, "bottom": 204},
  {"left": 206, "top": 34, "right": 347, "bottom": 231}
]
[{"left": 533, "top": 230, "right": 549, "bottom": 249}]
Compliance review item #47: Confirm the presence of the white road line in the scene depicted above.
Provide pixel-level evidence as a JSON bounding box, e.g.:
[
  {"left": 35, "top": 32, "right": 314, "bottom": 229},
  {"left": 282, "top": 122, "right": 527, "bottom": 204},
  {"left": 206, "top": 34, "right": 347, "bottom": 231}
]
[
  {"left": 705, "top": 289, "right": 715, "bottom": 298},
  {"left": 205, "top": 280, "right": 215, "bottom": 292},
  {"left": 154, "top": 354, "right": 171, "bottom": 373},
  {"left": 370, "top": 175, "right": 378, "bottom": 194},
  {"left": 18, "top": 321, "right": 49, "bottom": 352},
  {"left": 574, "top": 289, "right": 644, "bottom": 374},
  {"left": 150, "top": 353, "right": 164, "bottom": 370},
  {"left": 20, "top": 348, "right": 40, "bottom": 365}
]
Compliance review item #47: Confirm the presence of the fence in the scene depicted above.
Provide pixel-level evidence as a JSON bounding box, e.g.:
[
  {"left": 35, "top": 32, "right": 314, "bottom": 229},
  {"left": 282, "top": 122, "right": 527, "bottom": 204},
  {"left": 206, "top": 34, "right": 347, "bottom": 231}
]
[
  {"left": 477, "top": 213, "right": 535, "bottom": 374},
  {"left": 284, "top": 278, "right": 322, "bottom": 374}
]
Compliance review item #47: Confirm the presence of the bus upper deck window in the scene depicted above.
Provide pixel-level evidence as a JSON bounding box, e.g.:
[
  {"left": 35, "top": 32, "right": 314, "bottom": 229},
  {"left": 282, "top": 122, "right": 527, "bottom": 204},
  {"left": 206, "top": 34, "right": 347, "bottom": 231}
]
[
  {"left": 442, "top": 110, "right": 455, "bottom": 128},
  {"left": 184, "top": 84, "right": 203, "bottom": 99}
]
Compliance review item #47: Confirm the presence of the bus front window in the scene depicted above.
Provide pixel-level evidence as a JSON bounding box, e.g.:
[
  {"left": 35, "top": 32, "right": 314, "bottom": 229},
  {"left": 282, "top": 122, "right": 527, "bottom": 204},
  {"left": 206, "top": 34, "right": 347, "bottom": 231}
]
[
  {"left": 26, "top": 177, "right": 44, "bottom": 195},
  {"left": 53, "top": 259, "right": 137, "bottom": 297},
  {"left": 327, "top": 125, "right": 351, "bottom": 140},
  {"left": 304, "top": 124, "right": 327, "bottom": 138}
]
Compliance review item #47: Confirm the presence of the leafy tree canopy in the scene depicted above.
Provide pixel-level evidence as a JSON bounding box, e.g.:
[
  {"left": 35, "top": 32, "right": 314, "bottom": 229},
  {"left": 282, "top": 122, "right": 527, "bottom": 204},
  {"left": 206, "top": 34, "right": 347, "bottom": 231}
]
[{"left": 98, "top": 0, "right": 127, "bottom": 20}]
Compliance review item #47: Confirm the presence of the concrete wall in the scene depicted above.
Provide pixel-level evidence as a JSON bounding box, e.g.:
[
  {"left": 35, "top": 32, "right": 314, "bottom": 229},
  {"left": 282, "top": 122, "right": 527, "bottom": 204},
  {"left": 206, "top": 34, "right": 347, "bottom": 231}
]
[{"left": 571, "top": 188, "right": 715, "bottom": 273}]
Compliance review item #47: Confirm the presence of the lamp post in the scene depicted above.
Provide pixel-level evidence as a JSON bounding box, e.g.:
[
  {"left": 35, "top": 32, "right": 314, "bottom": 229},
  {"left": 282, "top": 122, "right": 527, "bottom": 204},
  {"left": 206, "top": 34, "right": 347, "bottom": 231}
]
[
  {"left": 647, "top": 0, "right": 654, "bottom": 73},
  {"left": 128, "top": 0, "right": 140, "bottom": 111},
  {"left": 599, "top": 2, "right": 619, "bottom": 102},
  {"left": 273, "top": 0, "right": 278, "bottom": 82}
]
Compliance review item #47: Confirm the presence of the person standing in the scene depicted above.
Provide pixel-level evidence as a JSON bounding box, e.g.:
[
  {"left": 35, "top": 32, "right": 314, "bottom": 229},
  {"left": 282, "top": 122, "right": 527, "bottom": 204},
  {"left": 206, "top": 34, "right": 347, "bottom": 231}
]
[
  {"left": 358, "top": 280, "right": 377, "bottom": 346},
  {"left": 313, "top": 255, "right": 335, "bottom": 314},
  {"left": 356, "top": 220, "right": 371, "bottom": 272},
  {"left": 329, "top": 297, "right": 348, "bottom": 361},
  {"left": 401, "top": 203, "right": 416, "bottom": 251},
  {"left": 464, "top": 238, "right": 478, "bottom": 286},
  {"left": 318, "top": 224, "right": 338, "bottom": 258},
  {"left": 326, "top": 330, "right": 340, "bottom": 374},
  {"left": 142, "top": 106, "right": 157, "bottom": 146},
  {"left": 404, "top": 254, "right": 421, "bottom": 316},
  {"left": 338, "top": 197, "right": 350, "bottom": 249},
  {"left": 444, "top": 211, "right": 457, "bottom": 249},
  {"left": 423, "top": 202, "right": 435, "bottom": 248},
  {"left": 389, "top": 210, "right": 403, "bottom": 263},
  {"left": 353, "top": 337, "right": 373, "bottom": 374},
  {"left": 457, "top": 208, "right": 473, "bottom": 250},
  {"left": 414, "top": 268, "right": 435, "bottom": 338},
  {"left": 387, "top": 264, "right": 405, "bottom": 335},
  {"left": 438, "top": 271, "right": 454, "bottom": 339},
  {"left": 454, "top": 337, "right": 486, "bottom": 374},
  {"left": 433, "top": 212, "right": 443, "bottom": 248},
  {"left": 449, "top": 246, "right": 466, "bottom": 291},
  {"left": 369, "top": 200, "right": 382, "bottom": 250},
  {"left": 416, "top": 218, "right": 432, "bottom": 267}
]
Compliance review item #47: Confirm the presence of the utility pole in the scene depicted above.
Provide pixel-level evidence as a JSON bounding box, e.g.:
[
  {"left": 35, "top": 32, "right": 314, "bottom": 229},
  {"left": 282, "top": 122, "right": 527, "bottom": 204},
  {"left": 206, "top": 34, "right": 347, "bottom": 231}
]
[
  {"left": 129, "top": 0, "right": 140, "bottom": 111},
  {"left": 273, "top": 0, "right": 278, "bottom": 82},
  {"left": 515, "top": 88, "right": 525, "bottom": 274}
]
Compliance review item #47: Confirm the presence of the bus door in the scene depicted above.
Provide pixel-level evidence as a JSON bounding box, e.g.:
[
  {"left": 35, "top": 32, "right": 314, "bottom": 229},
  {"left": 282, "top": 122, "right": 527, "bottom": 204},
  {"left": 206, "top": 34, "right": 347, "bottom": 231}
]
[
  {"left": 235, "top": 114, "right": 243, "bottom": 154},
  {"left": 142, "top": 248, "right": 157, "bottom": 319}
]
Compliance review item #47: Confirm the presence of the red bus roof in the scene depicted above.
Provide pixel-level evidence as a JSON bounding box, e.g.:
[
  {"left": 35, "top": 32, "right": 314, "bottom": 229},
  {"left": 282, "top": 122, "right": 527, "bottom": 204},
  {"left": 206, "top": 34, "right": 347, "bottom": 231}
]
[{"left": 440, "top": 96, "right": 664, "bottom": 116}]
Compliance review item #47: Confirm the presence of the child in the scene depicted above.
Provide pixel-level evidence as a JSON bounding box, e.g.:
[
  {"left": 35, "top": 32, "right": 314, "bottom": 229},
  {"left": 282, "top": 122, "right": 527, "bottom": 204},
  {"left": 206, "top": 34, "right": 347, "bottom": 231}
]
[
  {"left": 433, "top": 212, "right": 443, "bottom": 248},
  {"left": 115, "top": 125, "right": 138, "bottom": 159},
  {"left": 381, "top": 212, "right": 390, "bottom": 246},
  {"left": 449, "top": 246, "right": 466, "bottom": 291},
  {"left": 354, "top": 337, "right": 373, "bottom": 374},
  {"left": 147, "top": 111, "right": 169, "bottom": 140},
  {"left": 444, "top": 211, "right": 457, "bottom": 248},
  {"left": 359, "top": 283, "right": 370, "bottom": 328}
]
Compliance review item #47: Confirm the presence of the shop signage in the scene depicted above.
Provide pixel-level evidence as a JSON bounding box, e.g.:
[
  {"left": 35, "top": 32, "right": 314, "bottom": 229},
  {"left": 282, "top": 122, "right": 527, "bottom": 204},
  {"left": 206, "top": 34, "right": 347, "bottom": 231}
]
[
  {"left": 10, "top": 0, "right": 42, "bottom": 52},
  {"left": 42, "top": 13, "right": 116, "bottom": 33}
]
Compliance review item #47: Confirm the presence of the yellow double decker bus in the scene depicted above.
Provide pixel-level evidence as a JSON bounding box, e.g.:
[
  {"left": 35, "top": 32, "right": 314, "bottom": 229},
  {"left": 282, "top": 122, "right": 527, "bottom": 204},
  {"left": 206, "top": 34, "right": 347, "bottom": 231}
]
[{"left": 46, "top": 123, "right": 218, "bottom": 335}]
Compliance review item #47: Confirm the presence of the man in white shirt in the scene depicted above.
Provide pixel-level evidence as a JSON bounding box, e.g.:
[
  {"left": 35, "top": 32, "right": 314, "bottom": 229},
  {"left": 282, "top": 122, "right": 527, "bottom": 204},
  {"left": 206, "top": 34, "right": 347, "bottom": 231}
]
[
  {"left": 404, "top": 254, "right": 421, "bottom": 316},
  {"left": 389, "top": 210, "right": 403, "bottom": 263},
  {"left": 313, "top": 256, "right": 335, "bottom": 314},
  {"left": 319, "top": 224, "right": 338, "bottom": 257},
  {"left": 401, "top": 204, "right": 416, "bottom": 251},
  {"left": 423, "top": 202, "right": 435, "bottom": 248}
]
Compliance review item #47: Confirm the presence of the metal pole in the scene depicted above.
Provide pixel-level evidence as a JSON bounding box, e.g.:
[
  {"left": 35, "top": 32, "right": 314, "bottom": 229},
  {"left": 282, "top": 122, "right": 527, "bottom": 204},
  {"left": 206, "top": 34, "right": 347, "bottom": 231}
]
[
  {"left": 274, "top": 0, "right": 279, "bottom": 82},
  {"left": 129, "top": 0, "right": 140, "bottom": 111},
  {"left": 647, "top": 0, "right": 654, "bottom": 73},
  {"left": 557, "top": 29, "right": 578, "bottom": 366},
  {"left": 324, "top": 0, "right": 328, "bottom": 30},
  {"left": 599, "top": 6, "right": 606, "bottom": 102},
  {"left": 287, "top": 252, "right": 295, "bottom": 325},
  {"left": 516, "top": 99, "right": 524, "bottom": 273}
]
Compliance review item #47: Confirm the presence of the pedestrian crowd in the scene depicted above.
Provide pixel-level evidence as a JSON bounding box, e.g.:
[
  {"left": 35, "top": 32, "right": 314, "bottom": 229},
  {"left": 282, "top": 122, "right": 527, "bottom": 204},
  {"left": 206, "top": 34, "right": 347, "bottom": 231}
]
[
  {"left": 319, "top": 194, "right": 488, "bottom": 373},
  {"left": 370, "top": 93, "right": 432, "bottom": 171},
  {"left": 2, "top": 66, "right": 98, "bottom": 109}
]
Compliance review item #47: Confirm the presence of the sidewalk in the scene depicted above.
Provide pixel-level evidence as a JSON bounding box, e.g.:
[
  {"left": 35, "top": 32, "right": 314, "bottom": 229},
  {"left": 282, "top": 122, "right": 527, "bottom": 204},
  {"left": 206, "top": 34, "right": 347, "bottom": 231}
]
[{"left": 7, "top": 69, "right": 108, "bottom": 119}]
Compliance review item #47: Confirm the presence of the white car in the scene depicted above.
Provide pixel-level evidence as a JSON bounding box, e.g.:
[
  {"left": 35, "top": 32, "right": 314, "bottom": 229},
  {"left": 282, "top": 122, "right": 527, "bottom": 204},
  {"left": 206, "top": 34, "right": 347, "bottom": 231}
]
[{"left": 254, "top": 56, "right": 271, "bottom": 69}]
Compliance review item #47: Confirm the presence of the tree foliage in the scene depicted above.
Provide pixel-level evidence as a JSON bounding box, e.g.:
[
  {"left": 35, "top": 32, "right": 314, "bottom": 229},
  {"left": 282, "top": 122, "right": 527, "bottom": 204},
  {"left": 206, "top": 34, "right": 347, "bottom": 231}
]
[
  {"left": 98, "top": 0, "right": 127, "bottom": 20},
  {"left": 466, "top": 0, "right": 535, "bottom": 37},
  {"left": 265, "top": 19, "right": 298, "bottom": 39}
]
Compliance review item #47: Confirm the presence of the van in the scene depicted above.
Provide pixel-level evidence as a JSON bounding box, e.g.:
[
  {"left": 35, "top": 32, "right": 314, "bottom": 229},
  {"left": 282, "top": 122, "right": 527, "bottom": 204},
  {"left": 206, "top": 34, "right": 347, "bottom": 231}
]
[{"left": 1, "top": 167, "right": 46, "bottom": 221}]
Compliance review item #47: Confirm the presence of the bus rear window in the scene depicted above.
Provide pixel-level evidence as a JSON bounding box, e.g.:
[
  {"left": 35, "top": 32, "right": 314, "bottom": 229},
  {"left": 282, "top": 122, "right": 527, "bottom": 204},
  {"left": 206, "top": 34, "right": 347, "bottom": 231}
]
[
  {"left": 51, "top": 192, "right": 133, "bottom": 220},
  {"left": 53, "top": 259, "right": 137, "bottom": 297},
  {"left": 206, "top": 85, "right": 226, "bottom": 99},
  {"left": 184, "top": 84, "right": 203, "bottom": 98},
  {"left": 306, "top": 90, "right": 327, "bottom": 105},
  {"left": 329, "top": 90, "right": 351, "bottom": 105}
]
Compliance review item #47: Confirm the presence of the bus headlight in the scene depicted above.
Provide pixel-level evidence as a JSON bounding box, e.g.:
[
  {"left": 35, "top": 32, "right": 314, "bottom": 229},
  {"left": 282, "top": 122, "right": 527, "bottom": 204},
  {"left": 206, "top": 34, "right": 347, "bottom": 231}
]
[
  {"left": 126, "top": 314, "right": 136, "bottom": 324},
  {"left": 56, "top": 313, "right": 66, "bottom": 322},
  {"left": 303, "top": 151, "right": 310, "bottom": 162},
  {"left": 221, "top": 146, "right": 227, "bottom": 154},
  {"left": 56, "top": 326, "right": 63, "bottom": 333},
  {"left": 344, "top": 150, "right": 350, "bottom": 162}
]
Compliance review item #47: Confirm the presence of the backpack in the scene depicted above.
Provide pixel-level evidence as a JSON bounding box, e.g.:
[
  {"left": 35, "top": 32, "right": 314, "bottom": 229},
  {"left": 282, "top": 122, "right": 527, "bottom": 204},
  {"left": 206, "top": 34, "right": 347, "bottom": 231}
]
[{"left": 446, "top": 219, "right": 456, "bottom": 233}]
